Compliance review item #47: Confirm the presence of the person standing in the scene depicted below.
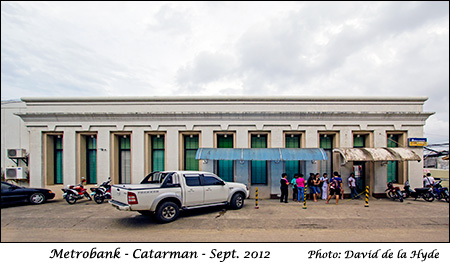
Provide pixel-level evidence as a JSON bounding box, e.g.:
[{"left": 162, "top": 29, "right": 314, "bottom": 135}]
[
  {"left": 348, "top": 173, "right": 359, "bottom": 199},
  {"left": 311, "top": 173, "right": 321, "bottom": 202},
  {"left": 307, "top": 173, "right": 314, "bottom": 200},
  {"left": 320, "top": 173, "right": 329, "bottom": 200},
  {"left": 296, "top": 173, "right": 306, "bottom": 203},
  {"left": 326, "top": 171, "right": 344, "bottom": 204},
  {"left": 280, "top": 173, "right": 289, "bottom": 203},
  {"left": 291, "top": 174, "right": 299, "bottom": 201}
]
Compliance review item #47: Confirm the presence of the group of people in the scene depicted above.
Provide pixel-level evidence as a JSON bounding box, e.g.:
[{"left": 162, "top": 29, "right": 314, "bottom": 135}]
[{"left": 280, "top": 171, "right": 361, "bottom": 205}]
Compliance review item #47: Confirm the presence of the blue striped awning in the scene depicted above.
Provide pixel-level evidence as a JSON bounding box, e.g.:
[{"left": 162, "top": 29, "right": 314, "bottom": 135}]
[{"left": 195, "top": 148, "right": 328, "bottom": 161}]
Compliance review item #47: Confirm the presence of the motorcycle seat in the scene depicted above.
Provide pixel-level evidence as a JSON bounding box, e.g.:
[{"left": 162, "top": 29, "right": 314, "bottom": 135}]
[{"left": 414, "top": 188, "right": 429, "bottom": 192}]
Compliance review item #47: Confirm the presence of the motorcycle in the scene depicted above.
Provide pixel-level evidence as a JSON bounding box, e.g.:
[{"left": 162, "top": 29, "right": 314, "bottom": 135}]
[
  {"left": 401, "top": 180, "right": 434, "bottom": 202},
  {"left": 385, "top": 182, "right": 403, "bottom": 202},
  {"left": 431, "top": 180, "right": 449, "bottom": 203},
  {"left": 62, "top": 178, "right": 92, "bottom": 204},
  {"left": 90, "top": 178, "right": 111, "bottom": 204}
]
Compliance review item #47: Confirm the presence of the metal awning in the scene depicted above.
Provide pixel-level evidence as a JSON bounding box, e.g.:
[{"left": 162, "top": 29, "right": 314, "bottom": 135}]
[
  {"left": 333, "top": 147, "right": 421, "bottom": 164},
  {"left": 195, "top": 148, "right": 328, "bottom": 161}
]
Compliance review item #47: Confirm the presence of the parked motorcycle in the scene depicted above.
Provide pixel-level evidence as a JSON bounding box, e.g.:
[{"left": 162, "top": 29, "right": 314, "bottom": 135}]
[
  {"left": 62, "top": 178, "right": 92, "bottom": 204},
  {"left": 431, "top": 180, "right": 449, "bottom": 203},
  {"left": 385, "top": 182, "right": 403, "bottom": 202},
  {"left": 401, "top": 180, "right": 434, "bottom": 202},
  {"left": 90, "top": 177, "right": 111, "bottom": 204}
]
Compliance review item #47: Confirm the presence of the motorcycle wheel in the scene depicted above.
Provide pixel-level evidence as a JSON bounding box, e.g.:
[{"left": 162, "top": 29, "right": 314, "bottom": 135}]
[
  {"left": 94, "top": 193, "right": 104, "bottom": 204},
  {"left": 66, "top": 193, "right": 77, "bottom": 204},
  {"left": 423, "top": 192, "right": 435, "bottom": 202},
  {"left": 444, "top": 190, "right": 449, "bottom": 203}
]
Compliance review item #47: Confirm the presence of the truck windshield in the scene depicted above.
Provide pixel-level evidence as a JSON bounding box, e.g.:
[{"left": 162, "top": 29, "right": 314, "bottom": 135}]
[{"left": 140, "top": 172, "right": 171, "bottom": 184}]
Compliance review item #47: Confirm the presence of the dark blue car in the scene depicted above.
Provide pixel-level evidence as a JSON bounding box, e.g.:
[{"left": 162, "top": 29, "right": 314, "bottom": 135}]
[{"left": 1, "top": 181, "right": 55, "bottom": 206}]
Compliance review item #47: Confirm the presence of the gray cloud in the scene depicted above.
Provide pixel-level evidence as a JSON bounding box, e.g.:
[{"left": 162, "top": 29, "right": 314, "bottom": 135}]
[{"left": 1, "top": 2, "right": 448, "bottom": 143}]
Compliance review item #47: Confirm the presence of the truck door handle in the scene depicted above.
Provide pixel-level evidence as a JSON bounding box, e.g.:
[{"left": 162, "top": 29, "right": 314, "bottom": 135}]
[
  {"left": 188, "top": 189, "right": 194, "bottom": 192},
  {"left": 205, "top": 188, "right": 212, "bottom": 191}
]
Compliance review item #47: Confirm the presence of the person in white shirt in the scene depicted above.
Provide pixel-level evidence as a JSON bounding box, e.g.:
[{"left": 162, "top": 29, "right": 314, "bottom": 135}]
[
  {"left": 423, "top": 173, "right": 435, "bottom": 188},
  {"left": 320, "top": 173, "right": 328, "bottom": 200},
  {"left": 348, "top": 173, "right": 359, "bottom": 199}
]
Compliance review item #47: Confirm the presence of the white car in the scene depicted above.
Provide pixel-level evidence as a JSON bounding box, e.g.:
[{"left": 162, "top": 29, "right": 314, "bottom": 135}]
[{"left": 110, "top": 171, "right": 249, "bottom": 223}]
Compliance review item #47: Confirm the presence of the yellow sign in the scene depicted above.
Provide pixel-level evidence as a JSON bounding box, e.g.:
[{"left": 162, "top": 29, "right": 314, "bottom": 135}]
[{"left": 408, "top": 138, "right": 427, "bottom": 147}]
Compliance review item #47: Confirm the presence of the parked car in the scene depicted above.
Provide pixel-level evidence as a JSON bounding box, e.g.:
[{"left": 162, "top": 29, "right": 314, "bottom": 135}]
[
  {"left": 110, "top": 171, "right": 249, "bottom": 223},
  {"left": 1, "top": 181, "right": 55, "bottom": 206}
]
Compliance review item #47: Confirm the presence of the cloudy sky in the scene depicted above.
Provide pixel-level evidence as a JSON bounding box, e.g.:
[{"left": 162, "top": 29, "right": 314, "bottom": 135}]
[{"left": 1, "top": 1, "right": 449, "bottom": 144}]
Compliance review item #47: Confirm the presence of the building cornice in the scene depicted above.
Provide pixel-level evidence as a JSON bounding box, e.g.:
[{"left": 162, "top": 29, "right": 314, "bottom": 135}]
[
  {"left": 20, "top": 96, "right": 430, "bottom": 103},
  {"left": 16, "top": 111, "right": 435, "bottom": 123}
]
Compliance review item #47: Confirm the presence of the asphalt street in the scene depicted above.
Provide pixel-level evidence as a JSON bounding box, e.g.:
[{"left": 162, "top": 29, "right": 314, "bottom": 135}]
[{"left": 1, "top": 196, "right": 448, "bottom": 242}]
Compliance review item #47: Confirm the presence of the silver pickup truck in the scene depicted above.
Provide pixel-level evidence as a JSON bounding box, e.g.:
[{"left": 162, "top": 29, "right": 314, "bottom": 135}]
[{"left": 110, "top": 171, "right": 249, "bottom": 223}]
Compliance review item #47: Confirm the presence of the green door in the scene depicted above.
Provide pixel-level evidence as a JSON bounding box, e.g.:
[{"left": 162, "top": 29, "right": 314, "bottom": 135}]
[
  {"left": 217, "top": 135, "right": 233, "bottom": 182},
  {"left": 152, "top": 135, "right": 165, "bottom": 171},
  {"left": 184, "top": 135, "right": 199, "bottom": 171},
  {"left": 387, "top": 135, "right": 399, "bottom": 183},
  {"left": 251, "top": 135, "right": 267, "bottom": 184}
]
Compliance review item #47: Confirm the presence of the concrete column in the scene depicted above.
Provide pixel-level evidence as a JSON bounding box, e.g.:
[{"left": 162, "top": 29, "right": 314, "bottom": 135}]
[
  {"left": 270, "top": 127, "right": 284, "bottom": 196},
  {"left": 374, "top": 129, "right": 386, "bottom": 148},
  {"left": 132, "top": 128, "right": 145, "bottom": 183},
  {"left": 340, "top": 127, "right": 352, "bottom": 148},
  {"left": 96, "top": 128, "right": 111, "bottom": 184},
  {"left": 371, "top": 129, "right": 385, "bottom": 194},
  {"left": 200, "top": 127, "right": 214, "bottom": 173},
  {"left": 338, "top": 127, "right": 352, "bottom": 193},
  {"left": 304, "top": 128, "right": 318, "bottom": 174},
  {"left": 28, "top": 127, "right": 44, "bottom": 188},
  {"left": 63, "top": 128, "right": 76, "bottom": 185},
  {"left": 235, "top": 127, "right": 249, "bottom": 185},
  {"left": 165, "top": 127, "right": 180, "bottom": 171}
]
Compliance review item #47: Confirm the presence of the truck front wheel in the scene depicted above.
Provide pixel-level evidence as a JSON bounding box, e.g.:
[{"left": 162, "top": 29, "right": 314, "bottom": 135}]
[
  {"left": 230, "top": 193, "right": 244, "bottom": 209},
  {"left": 155, "top": 201, "right": 179, "bottom": 223}
]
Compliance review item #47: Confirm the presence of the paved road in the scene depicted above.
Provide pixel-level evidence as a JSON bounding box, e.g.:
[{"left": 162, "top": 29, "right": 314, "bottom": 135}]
[{"left": 1, "top": 197, "right": 448, "bottom": 242}]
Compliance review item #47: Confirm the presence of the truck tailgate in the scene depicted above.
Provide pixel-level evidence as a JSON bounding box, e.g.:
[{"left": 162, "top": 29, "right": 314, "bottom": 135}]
[{"left": 110, "top": 184, "right": 160, "bottom": 205}]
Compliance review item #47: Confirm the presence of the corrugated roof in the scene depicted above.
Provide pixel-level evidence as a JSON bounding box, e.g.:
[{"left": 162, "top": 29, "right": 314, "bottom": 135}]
[{"left": 333, "top": 147, "right": 421, "bottom": 163}]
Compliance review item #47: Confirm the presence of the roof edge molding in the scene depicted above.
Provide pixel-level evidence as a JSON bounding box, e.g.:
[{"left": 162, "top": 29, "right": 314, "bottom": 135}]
[{"left": 20, "top": 96, "right": 430, "bottom": 103}]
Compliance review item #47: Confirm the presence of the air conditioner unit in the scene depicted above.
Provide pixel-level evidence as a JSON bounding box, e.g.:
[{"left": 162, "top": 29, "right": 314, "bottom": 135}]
[
  {"left": 7, "top": 149, "right": 27, "bottom": 159},
  {"left": 5, "top": 167, "right": 28, "bottom": 180}
]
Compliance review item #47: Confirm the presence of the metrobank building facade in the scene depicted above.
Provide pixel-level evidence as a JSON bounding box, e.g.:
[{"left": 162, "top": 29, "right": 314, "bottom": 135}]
[{"left": 2, "top": 96, "right": 433, "bottom": 199}]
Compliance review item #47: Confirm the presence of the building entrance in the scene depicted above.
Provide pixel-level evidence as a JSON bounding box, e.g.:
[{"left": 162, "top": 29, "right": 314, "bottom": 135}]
[{"left": 353, "top": 162, "right": 366, "bottom": 193}]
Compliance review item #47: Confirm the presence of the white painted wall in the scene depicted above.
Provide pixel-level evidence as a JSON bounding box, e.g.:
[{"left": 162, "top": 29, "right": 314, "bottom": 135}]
[{"left": 2, "top": 97, "right": 432, "bottom": 199}]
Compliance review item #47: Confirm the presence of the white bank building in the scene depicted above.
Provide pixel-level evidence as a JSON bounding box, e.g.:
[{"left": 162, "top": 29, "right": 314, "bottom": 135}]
[{"left": 1, "top": 96, "right": 433, "bottom": 199}]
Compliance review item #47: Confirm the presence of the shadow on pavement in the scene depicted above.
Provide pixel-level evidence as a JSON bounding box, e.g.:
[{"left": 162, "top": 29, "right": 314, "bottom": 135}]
[{"left": 115, "top": 205, "right": 229, "bottom": 228}]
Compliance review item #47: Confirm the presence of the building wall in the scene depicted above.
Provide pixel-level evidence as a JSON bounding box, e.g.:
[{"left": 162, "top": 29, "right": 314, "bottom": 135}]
[
  {"left": 1, "top": 101, "right": 29, "bottom": 183},
  {"left": 2, "top": 96, "right": 433, "bottom": 199}
]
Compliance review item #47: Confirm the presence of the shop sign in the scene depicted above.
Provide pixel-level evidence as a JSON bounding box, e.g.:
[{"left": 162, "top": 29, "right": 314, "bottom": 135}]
[{"left": 408, "top": 138, "right": 427, "bottom": 147}]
